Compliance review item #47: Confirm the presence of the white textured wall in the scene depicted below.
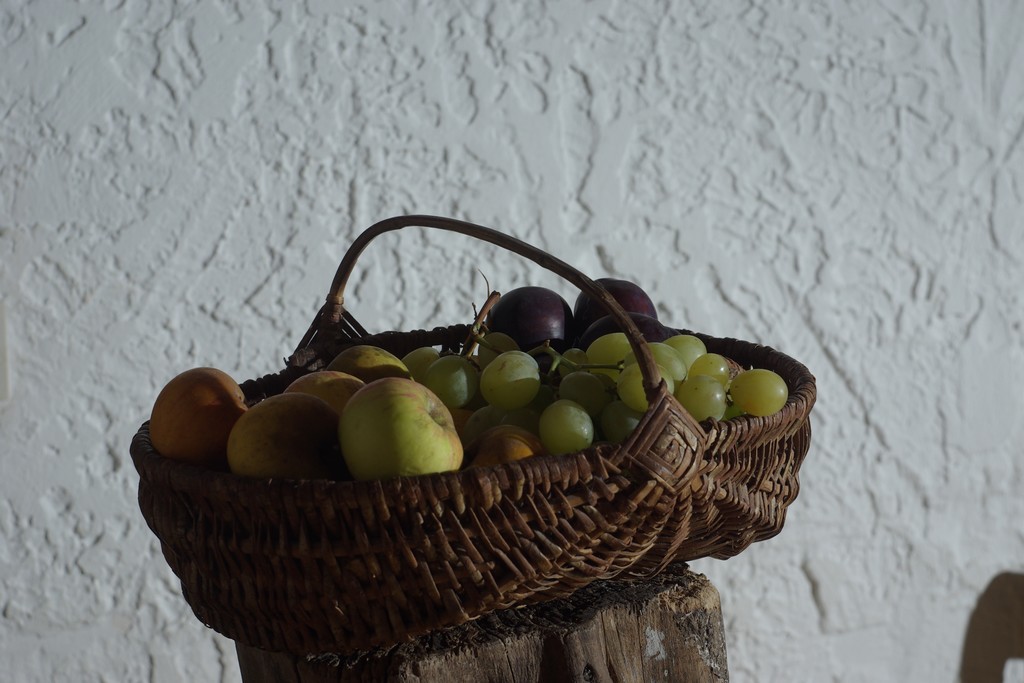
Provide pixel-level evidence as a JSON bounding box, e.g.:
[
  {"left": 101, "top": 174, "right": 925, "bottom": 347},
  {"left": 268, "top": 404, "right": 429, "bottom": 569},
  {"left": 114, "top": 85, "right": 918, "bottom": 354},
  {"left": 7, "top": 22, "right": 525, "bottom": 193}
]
[{"left": 3, "top": 1, "right": 1024, "bottom": 681}]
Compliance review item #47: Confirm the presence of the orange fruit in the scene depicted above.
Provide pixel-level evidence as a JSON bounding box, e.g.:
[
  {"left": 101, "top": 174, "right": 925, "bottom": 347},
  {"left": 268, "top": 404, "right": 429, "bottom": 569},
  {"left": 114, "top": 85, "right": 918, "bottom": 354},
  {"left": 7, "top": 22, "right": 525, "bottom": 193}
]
[
  {"left": 465, "top": 424, "right": 546, "bottom": 468},
  {"left": 149, "top": 367, "right": 247, "bottom": 469},
  {"left": 449, "top": 406, "right": 475, "bottom": 439}
]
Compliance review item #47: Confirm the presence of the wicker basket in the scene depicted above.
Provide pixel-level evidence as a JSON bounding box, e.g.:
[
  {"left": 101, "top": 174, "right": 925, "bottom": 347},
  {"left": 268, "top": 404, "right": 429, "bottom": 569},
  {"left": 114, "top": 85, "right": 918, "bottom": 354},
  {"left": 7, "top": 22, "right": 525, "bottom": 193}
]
[{"left": 130, "top": 215, "right": 816, "bottom": 656}]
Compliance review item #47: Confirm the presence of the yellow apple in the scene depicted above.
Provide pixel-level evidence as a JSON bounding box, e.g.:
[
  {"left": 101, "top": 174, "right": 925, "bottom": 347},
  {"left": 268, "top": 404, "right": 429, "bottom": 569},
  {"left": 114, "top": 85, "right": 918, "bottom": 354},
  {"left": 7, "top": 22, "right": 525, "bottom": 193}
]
[
  {"left": 339, "top": 377, "right": 463, "bottom": 480},
  {"left": 227, "top": 393, "right": 344, "bottom": 480},
  {"left": 283, "top": 370, "right": 364, "bottom": 415},
  {"left": 327, "top": 344, "right": 411, "bottom": 382},
  {"left": 401, "top": 346, "right": 440, "bottom": 382}
]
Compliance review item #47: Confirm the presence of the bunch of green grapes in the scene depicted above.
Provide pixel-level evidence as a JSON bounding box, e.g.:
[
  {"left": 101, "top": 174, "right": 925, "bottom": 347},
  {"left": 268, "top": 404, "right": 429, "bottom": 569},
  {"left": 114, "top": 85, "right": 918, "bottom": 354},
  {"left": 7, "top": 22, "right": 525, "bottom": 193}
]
[
  {"left": 400, "top": 328, "right": 790, "bottom": 460},
  {"left": 558, "top": 332, "right": 789, "bottom": 447}
]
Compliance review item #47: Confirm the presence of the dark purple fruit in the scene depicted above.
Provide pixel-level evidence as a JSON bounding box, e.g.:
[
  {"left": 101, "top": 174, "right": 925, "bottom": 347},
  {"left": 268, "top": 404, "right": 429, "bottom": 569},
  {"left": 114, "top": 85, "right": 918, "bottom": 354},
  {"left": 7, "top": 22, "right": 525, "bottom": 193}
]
[
  {"left": 578, "top": 312, "right": 671, "bottom": 350},
  {"left": 572, "top": 278, "right": 657, "bottom": 342},
  {"left": 487, "top": 286, "right": 574, "bottom": 353}
]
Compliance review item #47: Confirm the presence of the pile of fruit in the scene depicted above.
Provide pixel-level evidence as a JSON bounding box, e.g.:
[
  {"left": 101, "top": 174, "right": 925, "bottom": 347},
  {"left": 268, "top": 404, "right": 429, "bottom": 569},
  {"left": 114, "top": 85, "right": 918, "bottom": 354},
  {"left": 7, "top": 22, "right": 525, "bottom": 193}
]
[{"left": 148, "top": 279, "right": 789, "bottom": 481}]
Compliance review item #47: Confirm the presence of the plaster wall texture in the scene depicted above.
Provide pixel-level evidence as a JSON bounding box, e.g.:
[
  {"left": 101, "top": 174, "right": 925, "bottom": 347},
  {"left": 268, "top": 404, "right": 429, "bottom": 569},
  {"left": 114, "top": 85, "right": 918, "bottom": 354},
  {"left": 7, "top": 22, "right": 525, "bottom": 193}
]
[{"left": 2, "top": 1, "right": 1023, "bottom": 682}]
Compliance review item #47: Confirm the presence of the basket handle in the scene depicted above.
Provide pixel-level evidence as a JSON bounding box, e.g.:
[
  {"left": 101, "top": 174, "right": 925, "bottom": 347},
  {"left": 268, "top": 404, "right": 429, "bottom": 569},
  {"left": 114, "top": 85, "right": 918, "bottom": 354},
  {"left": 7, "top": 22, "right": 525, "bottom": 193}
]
[{"left": 301, "top": 215, "right": 673, "bottom": 409}]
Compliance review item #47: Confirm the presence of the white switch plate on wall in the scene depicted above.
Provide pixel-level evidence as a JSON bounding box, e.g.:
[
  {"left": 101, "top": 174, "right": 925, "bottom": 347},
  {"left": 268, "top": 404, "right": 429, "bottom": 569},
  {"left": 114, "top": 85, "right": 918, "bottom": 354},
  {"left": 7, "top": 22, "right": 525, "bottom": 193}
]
[
  {"left": 0, "top": 301, "right": 8, "bottom": 402},
  {"left": 1006, "top": 659, "right": 1024, "bottom": 683}
]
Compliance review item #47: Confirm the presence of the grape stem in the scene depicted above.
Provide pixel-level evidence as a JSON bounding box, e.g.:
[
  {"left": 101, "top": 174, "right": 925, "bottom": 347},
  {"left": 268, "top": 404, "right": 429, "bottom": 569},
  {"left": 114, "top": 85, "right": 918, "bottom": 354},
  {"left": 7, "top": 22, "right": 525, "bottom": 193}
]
[
  {"left": 461, "top": 290, "right": 501, "bottom": 358},
  {"left": 528, "top": 342, "right": 565, "bottom": 374},
  {"left": 524, "top": 344, "right": 622, "bottom": 377}
]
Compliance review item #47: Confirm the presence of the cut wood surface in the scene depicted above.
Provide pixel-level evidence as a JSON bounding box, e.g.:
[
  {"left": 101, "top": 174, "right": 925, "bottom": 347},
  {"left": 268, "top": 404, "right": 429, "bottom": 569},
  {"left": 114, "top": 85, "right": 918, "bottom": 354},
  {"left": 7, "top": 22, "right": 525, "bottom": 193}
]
[{"left": 235, "top": 563, "right": 728, "bottom": 683}]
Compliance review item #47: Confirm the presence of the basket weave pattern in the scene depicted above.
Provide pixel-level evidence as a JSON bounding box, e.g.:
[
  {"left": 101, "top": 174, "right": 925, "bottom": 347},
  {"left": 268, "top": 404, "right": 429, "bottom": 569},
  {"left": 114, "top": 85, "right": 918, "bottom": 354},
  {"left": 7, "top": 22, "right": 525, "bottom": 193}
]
[{"left": 130, "top": 216, "right": 815, "bottom": 655}]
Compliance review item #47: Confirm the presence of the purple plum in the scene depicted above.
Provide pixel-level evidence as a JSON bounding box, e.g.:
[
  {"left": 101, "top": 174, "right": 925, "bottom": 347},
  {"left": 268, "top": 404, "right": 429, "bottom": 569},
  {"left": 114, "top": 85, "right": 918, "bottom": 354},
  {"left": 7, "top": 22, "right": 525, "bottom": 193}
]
[
  {"left": 487, "top": 286, "right": 574, "bottom": 353},
  {"left": 572, "top": 278, "right": 658, "bottom": 342}
]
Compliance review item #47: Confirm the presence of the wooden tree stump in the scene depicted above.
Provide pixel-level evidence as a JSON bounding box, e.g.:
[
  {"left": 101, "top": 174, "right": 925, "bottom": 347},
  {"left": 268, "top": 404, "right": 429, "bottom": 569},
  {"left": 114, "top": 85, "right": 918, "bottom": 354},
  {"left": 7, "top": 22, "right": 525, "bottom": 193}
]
[{"left": 235, "top": 564, "right": 728, "bottom": 683}]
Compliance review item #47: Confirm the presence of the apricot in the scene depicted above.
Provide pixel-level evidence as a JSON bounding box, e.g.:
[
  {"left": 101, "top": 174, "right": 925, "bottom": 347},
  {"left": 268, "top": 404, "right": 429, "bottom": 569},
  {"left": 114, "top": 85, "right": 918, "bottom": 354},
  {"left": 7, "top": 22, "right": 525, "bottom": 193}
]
[
  {"left": 448, "top": 406, "right": 475, "bottom": 440},
  {"left": 227, "top": 393, "right": 344, "bottom": 480},
  {"left": 149, "top": 367, "right": 248, "bottom": 469},
  {"left": 465, "top": 424, "right": 547, "bottom": 468}
]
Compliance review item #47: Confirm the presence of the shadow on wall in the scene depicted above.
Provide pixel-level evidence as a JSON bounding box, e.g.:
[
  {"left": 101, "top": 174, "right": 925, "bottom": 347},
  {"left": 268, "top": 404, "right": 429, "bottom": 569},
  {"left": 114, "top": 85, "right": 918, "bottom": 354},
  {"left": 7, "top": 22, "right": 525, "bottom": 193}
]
[{"left": 960, "top": 572, "right": 1024, "bottom": 683}]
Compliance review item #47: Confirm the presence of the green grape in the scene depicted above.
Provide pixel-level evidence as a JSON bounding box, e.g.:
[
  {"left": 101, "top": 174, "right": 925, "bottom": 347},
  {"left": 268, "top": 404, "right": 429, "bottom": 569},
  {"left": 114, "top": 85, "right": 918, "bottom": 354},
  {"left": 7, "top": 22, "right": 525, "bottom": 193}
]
[
  {"left": 623, "top": 342, "right": 687, "bottom": 383},
  {"left": 688, "top": 353, "right": 731, "bottom": 386},
  {"left": 479, "top": 350, "right": 541, "bottom": 410},
  {"left": 423, "top": 354, "right": 479, "bottom": 409},
  {"left": 539, "top": 399, "right": 594, "bottom": 455},
  {"left": 722, "top": 403, "right": 747, "bottom": 420},
  {"left": 528, "top": 383, "right": 557, "bottom": 412},
  {"left": 585, "top": 332, "right": 631, "bottom": 378},
  {"left": 460, "top": 404, "right": 505, "bottom": 445},
  {"left": 729, "top": 368, "right": 788, "bottom": 416},
  {"left": 593, "top": 371, "right": 618, "bottom": 391},
  {"left": 499, "top": 407, "right": 541, "bottom": 434},
  {"left": 558, "top": 370, "right": 614, "bottom": 417},
  {"left": 463, "top": 386, "right": 489, "bottom": 410},
  {"left": 616, "top": 362, "right": 674, "bottom": 412},
  {"left": 557, "top": 347, "right": 589, "bottom": 376},
  {"left": 664, "top": 334, "right": 707, "bottom": 370},
  {"left": 599, "top": 400, "right": 644, "bottom": 444},
  {"left": 477, "top": 332, "right": 519, "bottom": 368},
  {"left": 402, "top": 346, "right": 440, "bottom": 383},
  {"left": 674, "top": 374, "right": 727, "bottom": 421}
]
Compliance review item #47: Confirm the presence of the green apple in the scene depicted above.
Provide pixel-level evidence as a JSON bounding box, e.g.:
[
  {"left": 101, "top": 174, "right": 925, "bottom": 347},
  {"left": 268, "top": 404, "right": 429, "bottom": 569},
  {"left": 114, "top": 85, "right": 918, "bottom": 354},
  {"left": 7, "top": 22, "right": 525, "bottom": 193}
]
[{"left": 339, "top": 377, "right": 463, "bottom": 480}]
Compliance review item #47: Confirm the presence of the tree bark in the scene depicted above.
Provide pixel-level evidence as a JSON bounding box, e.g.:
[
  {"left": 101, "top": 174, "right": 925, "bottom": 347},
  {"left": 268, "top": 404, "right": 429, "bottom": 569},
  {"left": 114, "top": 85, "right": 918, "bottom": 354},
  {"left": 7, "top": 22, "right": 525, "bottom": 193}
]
[{"left": 236, "top": 563, "right": 728, "bottom": 683}]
